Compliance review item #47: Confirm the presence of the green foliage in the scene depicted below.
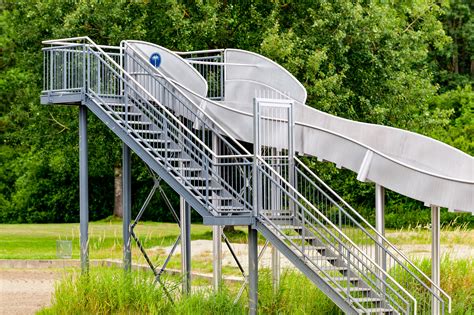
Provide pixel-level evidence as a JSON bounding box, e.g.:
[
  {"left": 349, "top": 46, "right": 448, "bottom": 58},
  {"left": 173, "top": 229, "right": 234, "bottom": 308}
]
[
  {"left": 429, "top": 85, "right": 474, "bottom": 155},
  {"left": 432, "top": 1, "right": 473, "bottom": 91},
  {"left": 1, "top": 0, "right": 472, "bottom": 225}
]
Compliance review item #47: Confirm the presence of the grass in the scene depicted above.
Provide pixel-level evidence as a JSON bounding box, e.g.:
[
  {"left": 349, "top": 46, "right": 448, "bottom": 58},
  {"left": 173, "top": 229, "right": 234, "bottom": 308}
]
[
  {"left": 38, "top": 266, "right": 341, "bottom": 315},
  {"left": 1, "top": 222, "right": 472, "bottom": 313},
  {"left": 0, "top": 221, "right": 249, "bottom": 260},
  {"left": 39, "top": 256, "right": 473, "bottom": 314},
  {"left": 385, "top": 224, "right": 474, "bottom": 246},
  {"left": 1, "top": 222, "right": 472, "bottom": 260}
]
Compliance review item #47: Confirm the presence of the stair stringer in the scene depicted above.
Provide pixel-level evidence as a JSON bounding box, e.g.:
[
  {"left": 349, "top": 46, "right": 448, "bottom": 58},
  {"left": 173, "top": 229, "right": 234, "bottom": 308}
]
[
  {"left": 84, "top": 95, "right": 252, "bottom": 224},
  {"left": 256, "top": 220, "right": 359, "bottom": 315}
]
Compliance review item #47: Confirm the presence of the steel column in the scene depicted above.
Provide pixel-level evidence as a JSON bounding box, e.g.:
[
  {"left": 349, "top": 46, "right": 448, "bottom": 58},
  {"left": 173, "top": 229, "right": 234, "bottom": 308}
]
[
  {"left": 181, "top": 198, "right": 191, "bottom": 294},
  {"left": 212, "top": 133, "right": 222, "bottom": 292},
  {"left": 375, "top": 184, "right": 386, "bottom": 293},
  {"left": 271, "top": 246, "right": 280, "bottom": 291},
  {"left": 122, "top": 143, "right": 132, "bottom": 271},
  {"left": 431, "top": 205, "right": 440, "bottom": 315},
  {"left": 213, "top": 225, "right": 222, "bottom": 291},
  {"left": 375, "top": 184, "right": 386, "bottom": 265},
  {"left": 79, "top": 105, "right": 89, "bottom": 273},
  {"left": 248, "top": 226, "right": 258, "bottom": 315}
]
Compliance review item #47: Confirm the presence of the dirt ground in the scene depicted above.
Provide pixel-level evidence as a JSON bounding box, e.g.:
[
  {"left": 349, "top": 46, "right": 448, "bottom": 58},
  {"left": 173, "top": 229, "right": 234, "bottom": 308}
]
[{"left": 0, "top": 269, "right": 61, "bottom": 315}]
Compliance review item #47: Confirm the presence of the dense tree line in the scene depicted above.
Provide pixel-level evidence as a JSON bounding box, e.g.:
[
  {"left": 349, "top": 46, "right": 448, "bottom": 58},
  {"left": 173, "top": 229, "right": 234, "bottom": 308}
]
[{"left": 1, "top": 0, "right": 472, "bottom": 227}]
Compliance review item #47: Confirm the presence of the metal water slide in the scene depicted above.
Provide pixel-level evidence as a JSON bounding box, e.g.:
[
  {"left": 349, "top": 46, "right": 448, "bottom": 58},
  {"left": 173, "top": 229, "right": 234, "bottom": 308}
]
[
  {"left": 41, "top": 37, "right": 465, "bottom": 314},
  {"left": 178, "top": 48, "right": 473, "bottom": 214},
  {"left": 121, "top": 40, "right": 460, "bottom": 312}
]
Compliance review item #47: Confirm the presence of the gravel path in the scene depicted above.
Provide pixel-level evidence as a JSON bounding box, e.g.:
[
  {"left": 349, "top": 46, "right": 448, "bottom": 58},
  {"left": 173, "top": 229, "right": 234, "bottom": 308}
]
[{"left": 0, "top": 269, "right": 61, "bottom": 315}]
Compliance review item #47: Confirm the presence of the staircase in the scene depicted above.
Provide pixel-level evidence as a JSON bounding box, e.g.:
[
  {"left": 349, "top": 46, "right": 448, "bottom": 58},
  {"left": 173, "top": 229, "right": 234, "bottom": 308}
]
[{"left": 41, "top": 37, "right": 450, "bottom": 315}]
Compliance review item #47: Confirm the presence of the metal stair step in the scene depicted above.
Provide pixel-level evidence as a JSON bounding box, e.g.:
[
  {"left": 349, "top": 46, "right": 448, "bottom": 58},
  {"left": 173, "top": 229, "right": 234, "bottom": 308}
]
[
  {"left": 154, "top": 148, "right": 182, "bottom": 153},
  {"left": 171, "top": 167, "right": 202, "bottom": 172},
  {"left": 192, "top": 186, "right": 223, "bottom": 191},
  {"left": 160, "top": 157, "right": 192, "bottom": 163},
  {"left": 335, "top": 286, "right": 371, "bottom": 293},
  {"left": 358, "top": 307, "right": 394, "bottom": 314},
  {"left": 197, "top": 195, "right": 234, "bottom": 201},
  {"left": 136, "top": 129, "right": 162, "bottom": 135},
  {"left": 218, "top": 206, "right": 245, "bottom": 211},
  {"left": 353, "top": 297, "right": 383, "bottom": 303},
  {"left": 138, "top": 138, "right": 171, "bottom": 144},
  {"left": 146, "top": 147, "right": 181, "bottom": 154},
  {"left": 286, "top": 235, "right": 318, "bottom": 241},
  {"left": 182, "top": 177, "right": 210, "bottom": 181},
  {"left": 123, "top": 121, "right": 152, "bottom": 126},
  {"left": 264, "top": 214, "right": 294, "bottom": 220},
  {"left": 323, "top": 276, "right": 360, "bottom": 283},
  {"left": 318, "top": 266, "right": 347, "bottom": 272},
  {"left": 314, "top": 255, "right": 338, "bottom": 261},
  {"left": 105, "top": 102, "right": 127, "bottom": 107},
  {"left": 107, "top": 111, "right": 142, "bottom": 117},
  {"left": 305, "top": 245, "right": 326, "bottom": 251},
  {"left": 274, "top": 225, "right": 303, "bottom": 230},
  {"left": 324, "top": 276, "right": 359, "bottom": 282}
]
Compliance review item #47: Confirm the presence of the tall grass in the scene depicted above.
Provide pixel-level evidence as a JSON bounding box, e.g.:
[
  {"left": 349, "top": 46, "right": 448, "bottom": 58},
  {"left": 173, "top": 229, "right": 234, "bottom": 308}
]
[
  {"left": 40, "top": 267, "right": 341, "bottom": 315},
  {"left": 381, "top": 256, "right": 473, "bottom": 314},
  {"left": 40, "top": 257, "right": 472, "bottom": 315}
]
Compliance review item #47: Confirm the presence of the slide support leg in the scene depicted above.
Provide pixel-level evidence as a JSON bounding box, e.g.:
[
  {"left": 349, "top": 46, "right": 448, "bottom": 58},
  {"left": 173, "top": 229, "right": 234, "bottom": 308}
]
[
  {"left": 79, "top": 105, "right": 89, "bottom": 273},
  {"left": 123, "top": 143, "right": 132, "bottom": 271}
]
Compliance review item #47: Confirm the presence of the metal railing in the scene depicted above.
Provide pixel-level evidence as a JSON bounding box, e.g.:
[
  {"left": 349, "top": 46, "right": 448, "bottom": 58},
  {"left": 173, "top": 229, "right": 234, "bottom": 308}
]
[
  {"left": 121, "top": 42, "right": 253, "bottom": 211},
  {"left": 42, "top": 37, "right": 253, "bottom": 215},
  {"left": 294, "top": 156, "right": 451, "bottom": 314},
  {"left": 255, "top": 159, "right": 415, "bottom": 314},
  {"left": 176, "top": 49, "right": 225, "bottom": 101}
]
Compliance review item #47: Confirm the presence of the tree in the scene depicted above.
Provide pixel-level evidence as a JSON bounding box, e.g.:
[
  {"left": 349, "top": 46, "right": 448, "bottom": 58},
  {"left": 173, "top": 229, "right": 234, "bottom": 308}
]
[{"left": 1, "top": 0, "right": 472, "bottom": 227}]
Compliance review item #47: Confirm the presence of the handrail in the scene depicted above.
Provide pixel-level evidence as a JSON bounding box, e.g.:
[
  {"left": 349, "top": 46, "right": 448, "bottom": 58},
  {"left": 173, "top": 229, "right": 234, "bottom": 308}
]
[
  {"left": 84, "top": 48, "right": 253, "bottom": 212},
  {"left": 295, "top": 156, "right": 452, "bottom": 311},
  {"left": 255, "top": 161, "right": 415, "bottom": 314},
  {"left": 121, "top": 47, "right": 242, "bottom": 159},
  {"left": 121, "top": 41, "right": 252, "bottom": 156},
  {"left": 294, "top": 167, "right": 446, "bottom": 312},
  {"left": 42, "top": 39, "right": 253, "bottom": 214},
  {"left": 255, "top": 157, "right": 417, "bottom": 313},
  {"left": 44, "top": 36, "right": 248, "bottom": 161}
]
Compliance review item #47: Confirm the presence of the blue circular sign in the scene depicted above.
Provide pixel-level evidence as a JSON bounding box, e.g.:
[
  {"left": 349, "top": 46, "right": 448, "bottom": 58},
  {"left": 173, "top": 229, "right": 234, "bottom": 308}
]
[{"left": 150, "top": 52, "right": 161, "bottom": 68}]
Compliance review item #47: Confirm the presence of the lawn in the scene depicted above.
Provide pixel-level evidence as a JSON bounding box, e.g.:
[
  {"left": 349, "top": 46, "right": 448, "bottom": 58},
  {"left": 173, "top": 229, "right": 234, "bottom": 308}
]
[
  {"left": 1, "top": 221, "right": 472, "bottom": 260},
  {"left": 1, "top": 222, "right": 473, "bottom": 314},
  {"left": 0, "top": 221, "right": 215, "bottom": 260}
]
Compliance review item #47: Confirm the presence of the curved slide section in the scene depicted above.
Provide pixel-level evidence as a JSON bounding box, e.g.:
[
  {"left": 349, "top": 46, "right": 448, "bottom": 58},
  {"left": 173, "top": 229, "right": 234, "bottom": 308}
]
[
  {"left": 204, "top": 49, "right": 474, "bottom": 213},
  {"left": 123, "top": 40, "right": 208, "bottom": 107}
]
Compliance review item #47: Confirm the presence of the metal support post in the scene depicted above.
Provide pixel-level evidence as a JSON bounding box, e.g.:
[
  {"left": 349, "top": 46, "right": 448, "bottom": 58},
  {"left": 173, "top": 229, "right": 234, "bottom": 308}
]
[
  {"left": 248, "top": 226, "right": 258, "bottom": 315},
  {"left": 180, "top": 198, "right": 191, "bottom": 295},
  {"left": 375, "top": 184, "right": 385, "bottom": 264},
  {"left": 271, "top": 246, "right": 280, "bottom": 291},
  {"left": 431, "top": 205, "right": 440, "bottom": 315},
  {"left": 211, "top": 133, "right": 222, "bottom": 292},
  {"left": 213, "top": 225, "right": 222, "bottom": 291},
  {"left": 79, "top": 105, "right": 89, "bottom": 273},
  {"left": 122, "top": 143, "right": 132, "bottom": 271},
  {"left": 252, "top": 98, "right": 260, "bottom": 218},
  {"left": 375, "top": 184, "right": 386, "bottom": 291}
]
